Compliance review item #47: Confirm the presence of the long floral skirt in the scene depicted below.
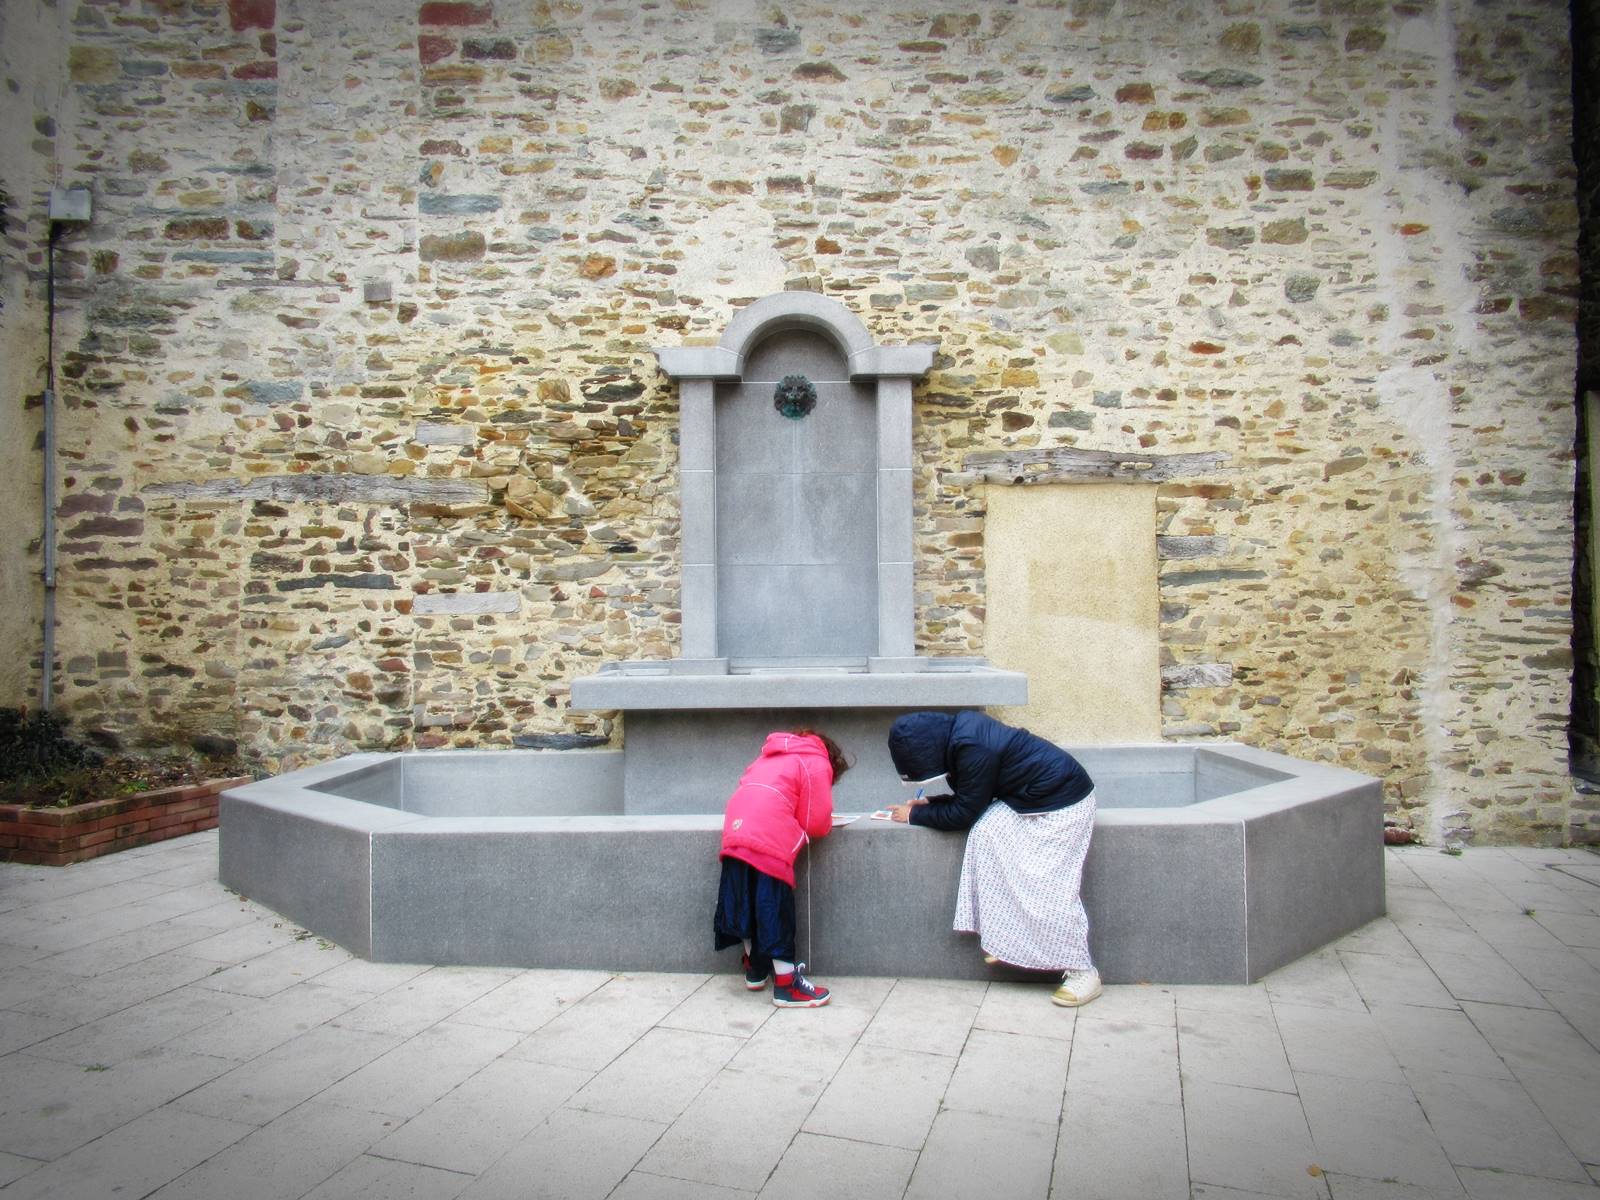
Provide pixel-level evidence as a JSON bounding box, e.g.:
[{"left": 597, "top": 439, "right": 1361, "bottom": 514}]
[{"left": 953, "top": 791, "right": 1097, "bottom": 971}]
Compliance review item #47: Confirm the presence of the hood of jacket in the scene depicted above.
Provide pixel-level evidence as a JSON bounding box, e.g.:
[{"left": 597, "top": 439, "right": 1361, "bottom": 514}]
[
  {"left": 757, "top": 731, "right": 829, "bottom": 764},
  {"left": 887, "top": 711, "right": 955, "bottom": 782}
]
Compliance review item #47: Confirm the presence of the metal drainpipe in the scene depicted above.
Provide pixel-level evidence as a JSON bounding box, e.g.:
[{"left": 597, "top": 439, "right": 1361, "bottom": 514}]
[{"left": 41, "top": 220, "right": 61, "bottom": 712}]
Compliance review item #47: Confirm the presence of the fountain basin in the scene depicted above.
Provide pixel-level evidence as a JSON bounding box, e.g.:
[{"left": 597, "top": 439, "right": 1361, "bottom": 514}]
[{"left": 219, "top": 742, "right": 1383, "bottom": 984}]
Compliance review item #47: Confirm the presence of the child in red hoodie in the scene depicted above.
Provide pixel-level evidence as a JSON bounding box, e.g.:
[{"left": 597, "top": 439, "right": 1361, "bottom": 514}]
[{"left": 713, "top": 729, "right": 850, "bottom": 1007}]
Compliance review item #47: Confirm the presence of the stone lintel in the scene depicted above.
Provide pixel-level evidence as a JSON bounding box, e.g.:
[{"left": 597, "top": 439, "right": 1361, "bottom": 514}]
[
  {"left": 569, "top": 664, "right": 1027, "bottom": 711},
  {"left": 143, "top": 474, "right": 491, "bottom": 505},
  {"left": 964, "top": 447, "right": 1230, "bottom": 485},
  {"left": 412, "top": 592, "right": 521, "bottom": 615}
]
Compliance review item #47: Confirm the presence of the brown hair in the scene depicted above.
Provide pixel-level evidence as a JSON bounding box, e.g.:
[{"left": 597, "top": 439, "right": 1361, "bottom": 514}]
[{"left": 793, "top": 728, "right": 852, "bottom": 781}]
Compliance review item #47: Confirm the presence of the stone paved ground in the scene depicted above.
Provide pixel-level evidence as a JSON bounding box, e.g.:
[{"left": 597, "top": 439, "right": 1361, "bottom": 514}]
[{"left": 0, "top": 836, "right": 1597, "bottom": 1199}]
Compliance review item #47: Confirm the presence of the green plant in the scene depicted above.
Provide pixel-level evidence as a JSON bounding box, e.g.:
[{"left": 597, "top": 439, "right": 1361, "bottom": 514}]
[{"left": 0, "top": 708, "right": 99, "bottom": 784}]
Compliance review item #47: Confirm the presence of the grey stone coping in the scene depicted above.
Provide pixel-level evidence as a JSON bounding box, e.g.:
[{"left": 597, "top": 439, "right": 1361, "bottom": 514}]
[
  {"left": 654, "top": 292, "right": 936, "bottom": 381},
  {"left": 568, "top": 662, "right": 1028, "bottom": 710}
]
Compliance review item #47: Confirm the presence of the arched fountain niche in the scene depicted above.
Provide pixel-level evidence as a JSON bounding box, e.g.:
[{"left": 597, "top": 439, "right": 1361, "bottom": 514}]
[{"left": 569, "top": 292, "right": 1028, "bottom": 812}]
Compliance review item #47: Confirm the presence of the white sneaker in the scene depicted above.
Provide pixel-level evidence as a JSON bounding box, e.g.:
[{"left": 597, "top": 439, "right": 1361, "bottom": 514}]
[{"left": 1052, "top": 967, "right": 1102, "bottom": 1007}]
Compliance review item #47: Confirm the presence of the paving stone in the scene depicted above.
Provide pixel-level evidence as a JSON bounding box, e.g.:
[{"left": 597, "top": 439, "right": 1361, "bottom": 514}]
[
  {"left": 1076, "top": 982, "right": 1178, "bottom": 1026},
  {"left": 458, "top": 1107, "right": 666, "bottom": 1200},
  {"left": 1184, "top": 1079, "right": 1327, "bottom": 1198},
  {"left": 317, "top": 1019, "right": 524, "bottom": 1120},
  {"left": 1404, "top": 1067, "right": 1589, "bottom": 1182},
  {"left": 0, "top": 1045, "right": 236, "bottom": 1160},
  {"left": 195, "top": 937, "right": 354, "bottom": 997},
  {"left": 167, "top": 982, "right": 359, "bottom": 1061},
  {"left": 1179, "top": 1007, "right": 1295, "bottom": 1092},
  {"left": 0, "top": 1009, "right": 79, "bottom": 1057},
  {"left": 172, "top": 1023, "right": 405, "bottom": 1126},
  {"left": 1541, "top": 988, "right": 1600, "bottom": 1051},
  {"left": 368, "top": 1057, "right": 590, "bottom": 1175},
  {"left": 1458, "top": 1166, "right": 1600, "bottom": 1198},
  {"left": 0, "top": 1104, "right": 253, "bottom": 1200},
  {"left": 300, "top": 1153, "right": 471, "bottom": 1199},
  {"left": 1173, "top": 983, "right": 1276, "bottom": 1018},
  {"left": 1054, "top": 1093, "right": 1188, "bottom": 1200},
  {"left": 35, "top": 920, "right": 223, "bottom": 978},
  {"left": 658, "top": 973, "right": 778, "bottom": 1040},
  {"left": 1262, "top": 948, "right": 1367, "bottom": 1012},
  {"left": 1337, "top": 916, "right": 1415, "bottom": 957},
  {"left": 333, "top": 966, "right": 524, "bottom": 1039},
  {"left": 310, "top": 958, "right": 435, "bottom": 997},
  {"left": 941, "top": 1027, "right": 1069, "bottom": 1121},
  {"left": 1340, "top": 951, "right": 1458, "bottom": 1010},
  {"left": 1511, "top": 1066, "right": 1600, "bottom": 1167},
  {"left": 636, "top": 1065, "right": 823, "bottom": 1190},
  {"left": 449, "top": 967, "right": 612, "bottom": 1033},
  {"left": 27, "top": 982, "right": 251, "bottom": 1066},
  {"left": 905, "top": 1108, "right": 1056, "bottom": 1199},
  {"left": 802, "top": 1043, "right": 954, "bottom": 1149},
  {"left": 611, "top": 1173, "right": 751, "bottom": 1198},
  {"left": 568, "top": 1026, "right": 742, "bottom": 1123},
  {"left": 1295, "top": 1069, "right": 1461, "bottom": 1194},
  {"left": 1323, "top": 1176, "right": 1461, "bottom": 1198},
  {"left": 1366, "top": 1005, "right": 1512, "bottom": 1085},
  {"left": 1272, "top": 1001, "right": 1405, "bottom": 1084},
  {"left": 147, "top": 1100, "right": 394, "bottom": 1200},
  {"left": 0, "top": 1151, "right": 41, "bottom": 1189},
  {"left": 760, "top": 1131, "right": 917, "bottom": 1200},
  {"left": 974, "top": 980, "right": 1078, "bottom": 1037},
  {"left": 507, "top": 972, "right": 705, "bottom": 1071},
  {"left": 1460, "top": 1001, "right": 1600, "bottom": 1080},
  {"left": 1066, "top": 1012, "right": 1181, "bottom": 1106},
  {"left": 1417, "top": 947, "right": 1552, "bottom": 1007},
  {"left": 859, "top": 977, "right": 985, "bottom": 1056},
  {"left": 725, "top": 999, "right": 877, "bottom": 1083}
]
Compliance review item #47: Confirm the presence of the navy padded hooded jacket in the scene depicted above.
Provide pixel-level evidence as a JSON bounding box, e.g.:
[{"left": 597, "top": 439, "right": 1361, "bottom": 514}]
[{"left": 887, "top": 710, "right": 1094, "bottom": 832}]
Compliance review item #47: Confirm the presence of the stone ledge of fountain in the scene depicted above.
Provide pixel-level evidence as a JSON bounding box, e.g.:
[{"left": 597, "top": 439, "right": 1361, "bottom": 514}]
[
  {"left": 218, "top": 742, "right": 1385, "bottom": 984},
  {"left": 569, "top": 657, "right": 1027, "bottom": 711}
]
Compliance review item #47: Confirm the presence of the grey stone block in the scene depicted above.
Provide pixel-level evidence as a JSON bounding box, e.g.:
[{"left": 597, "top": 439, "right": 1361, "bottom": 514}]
[
  {"left": 569, "top": 664, "right": 1029, "bottom": 710},
  {"left": 743, "top": 328, "right": 849, "bottom": 382},
  {"left": 412, "top": 592, "right": 519, "bottom": 615}
]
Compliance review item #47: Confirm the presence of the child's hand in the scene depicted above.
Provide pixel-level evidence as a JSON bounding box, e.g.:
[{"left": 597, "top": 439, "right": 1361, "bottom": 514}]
[{"left": 888, "top": 801, "right": 919, "bottom": 823}]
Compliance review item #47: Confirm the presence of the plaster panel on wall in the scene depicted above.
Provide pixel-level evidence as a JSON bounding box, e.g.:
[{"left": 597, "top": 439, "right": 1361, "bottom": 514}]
[{"left": 984, "top": 483, "right": 1159, "bottom": 744}]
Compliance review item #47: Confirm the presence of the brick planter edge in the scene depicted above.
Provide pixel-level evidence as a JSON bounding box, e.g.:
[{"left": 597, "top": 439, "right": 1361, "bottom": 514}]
[{"left": 0, "top": 776, "right": 254, "bottom": 866}]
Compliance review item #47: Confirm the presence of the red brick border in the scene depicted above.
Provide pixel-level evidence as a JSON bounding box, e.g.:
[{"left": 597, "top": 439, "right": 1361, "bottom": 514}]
[{"left": 0, "top": 777, "right": 253, "bottom": 866}]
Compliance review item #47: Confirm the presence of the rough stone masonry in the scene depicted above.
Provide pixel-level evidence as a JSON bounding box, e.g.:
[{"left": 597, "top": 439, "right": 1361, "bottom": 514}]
[{"left": 0, "top": 0, "right": 1585, "bottom": 845}]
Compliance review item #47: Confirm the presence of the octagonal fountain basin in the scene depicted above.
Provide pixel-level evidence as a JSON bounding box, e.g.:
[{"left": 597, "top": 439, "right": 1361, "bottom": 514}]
[{"left": 219, "top": 742, "right": 1383, "bottom": 985}]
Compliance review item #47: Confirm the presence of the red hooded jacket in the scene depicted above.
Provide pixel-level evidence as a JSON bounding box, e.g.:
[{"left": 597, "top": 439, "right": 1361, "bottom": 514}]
[{"left": 719, "top": 732, "right": 836, "bottom": 886}]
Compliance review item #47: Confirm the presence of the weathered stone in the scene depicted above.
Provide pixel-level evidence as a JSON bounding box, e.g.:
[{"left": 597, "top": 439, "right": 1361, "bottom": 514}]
[
  {"left": 419, "top": 193, "right": 501, "bottom": 215},
  {"left": 413, "top": 592, "right": 520, "bottom": 614},
  {"left": 755, "top": 27, "right": 800, "bottom": 54},
  {"left": 419, "top": 231, "right": 486, "bottom": 261},
  {"left": 1265, "top": 169, "right": 1314, "bottom": 191},
  {"left": 1285, "top": 275, "right": 1321, "bottom": 303},
  {"left": 1208, "top": 226, "right": 1255, "bottom": 249},
  {"left": 1261, "top": 218, "right": 1308, "bottom": 244},
  {"left": 1181, "top": 69, "right": 1262, "bottom": 89}
]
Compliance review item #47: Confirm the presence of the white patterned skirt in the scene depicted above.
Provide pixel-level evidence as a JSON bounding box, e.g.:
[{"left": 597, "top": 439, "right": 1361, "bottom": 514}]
[{"left": 953, "top": 791, "right": 1097, "bottom": 971}]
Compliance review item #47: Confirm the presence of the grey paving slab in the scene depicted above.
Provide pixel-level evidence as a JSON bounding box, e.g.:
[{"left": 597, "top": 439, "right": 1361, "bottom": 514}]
[
  {"left": 0, "top": 1102, "right": 253, "bottom": 1200},
  {"left": 1178, "top": 1007, "right": 1296, "bottom": 1092},
  {"left": 858, "top": 976, "right": 985, "bottom": 1057},
  {"left": 635, "top": 1065, "right": 824, "bottom": 1190},
  {"left": 905, "top": 1108, "right": 1056, "bottom": 1199},
  {"left": 458, "top": 1107, "right": 667, "bottom": 1200},
  {"left": 759, "top": 1132, "right": 917, "bottom": 1200},
  {"left": 724, "top": 984, "right": 886, "bottom": 1083},
  {"left": 1340, "top": 950, "right": 1458, "bottom": 1010},
  {"left": 6, "top": 950, "right": 222, "bottom": 1025},
  {"left": 1512, "top": 1065, "right": 1600, "bottom": 1167},
  {"left": 1294, "top": 1069, "right": 1463, "bottom": 1194},
  {"left": 147, "top": 1100, "right": 394, "bottom": 1200},
  {"left": 1076, "top": 981, "right": 1179, "bottom": 1026},
  {"left": 0, "top": 1009, "right": 78, "bottom": 1057},
  {"left": 1337, "top": 916, "right": 1415, "bottom": 957},
  {"left": 1054, "top": 1092, "right": 1188, "bottom": 1200},
  {"left": 567, "top": 1026, "right": 742, "bottom": 1123},
  {"left": 1461, "top": 1000, "right": 1600, "bottom": 1079},
  {"left": 1324, "top": 1177, "right": 1463, "bottom": 1199},
  {"left": 317, "top": 1020, "right": 524, "bottom": 1120},
  {"left": 194, "top": 936, "right": 354, "bottom": 998},
  {"left": 332, "top": 966, "right": 523, "bottom": 1038},
  {"left": 1498, "top": 945, "right": 1600, "bottom": 993},
  {"left": 1418, "top": 947, "right": 1553, "bottom": 1007},
  {"left": 1066, "top": 1011, "right": 1182, "bottom": 1105},
  {"left": 32, "top": 920, "right": 223, "bottom": 978},
  {"left": 1369, "top": 1003, "right": 1515, "bottom": 1080},
  {"left": 166, "top": 981, "right": 361, "bottom": 1061},
  {"left": 801, "top": 1042, "right": 955, "bottom": 1149},
  {"left": 0, "top": 1151, "right": 41, "bottom": 1189},
  {"left": 1175, "top": 982, "right": 1276, "bottom": 1018},
  {"left": 940, "top": 1028, "right": 1070, "bottom": 1122},
  {"left": 974, "top": 980, "right": 1078, "bottom": 1038},
  {"left": 309, "top": 957, "right": 434, "bottom": 997},
  {"left": 171, "top": 1023, "right": 405, "bottom": 1126},
  {"left": 300, "top": 1153, "right": 471, "bottom": 1199},
  {"left": 1184, "top": 1079, "right": 1328, "bottom": 1198},
  {"left": 26, "top": 982, "right": 250, "bottom": 1066},
  {"left": 1271, "top": 1001, "right": 1407, "bottom": 1084},
  {"left": 367, "top": 1057, "right": 591, "bottom": 1175},
  {"left": 612, "top": 1172, "right": 751, "bottom": 1198},
  {"left": 0, "top": 1045, "right": 235, "bottom": 1160},
  {"left": 1459, "top": 1166, "right": 1600, "bottom": 1198},
  {"left": 507, "top": 972, "right": 706, "bottom": 1072},
  {"left": 658, "top": 973, "right": 778, "bottom": 1040},
  {"left": 1262, "top": 947, "right": 1367, "bottom": 1012},
  {"left": 448, "top": 967, "right": 611, "bottom": 1034},
  {"left": 1405, "top": 1067, "right": 1590, "bottom": 1182},
  {"left": 1542, "top": 988, "right": 1600, "bottom": 1051}
]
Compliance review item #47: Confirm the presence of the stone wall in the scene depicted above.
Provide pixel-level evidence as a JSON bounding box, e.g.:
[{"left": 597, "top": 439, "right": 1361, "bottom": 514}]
[{"left": 0, "top": 0, "right": 1583, "bottom": 844}]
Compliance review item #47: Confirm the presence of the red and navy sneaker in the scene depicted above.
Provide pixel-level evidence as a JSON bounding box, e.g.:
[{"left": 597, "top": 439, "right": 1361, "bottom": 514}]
[
  {"left": 741, "top": 952, "right": 770, "bottom": 991},
  {"left": 772, "top": 964, "right": 830, "bottom": 1008}
]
